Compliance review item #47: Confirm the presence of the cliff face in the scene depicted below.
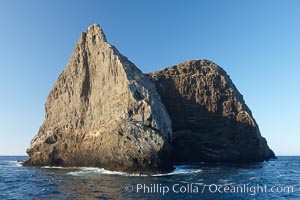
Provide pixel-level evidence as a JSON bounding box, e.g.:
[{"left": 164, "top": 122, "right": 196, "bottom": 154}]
[
  {"left": 26, "top": 24, "right": 275, "bottom": 173},
  {"left": 148, "top": 60, "right": 275, "bottom": 163},
  {"left": 25, "top": 24, "right": 173, "bottom": 173}
]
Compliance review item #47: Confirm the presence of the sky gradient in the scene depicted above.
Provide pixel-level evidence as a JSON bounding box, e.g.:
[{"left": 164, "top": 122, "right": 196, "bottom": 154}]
[{"left": 0, "top": 0, "right": 299, "bottom": 155}]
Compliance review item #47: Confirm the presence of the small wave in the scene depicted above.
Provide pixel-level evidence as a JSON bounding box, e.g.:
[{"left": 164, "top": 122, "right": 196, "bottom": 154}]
[
  {"left": 6, "top": 160, "right": 23, "bottom": 167},
  {"left": 153, "top": 166, "right": 202, "bottom": 177},
  {"left": 67, "top": 167, "right": 145, "bottom": 177},
  {"left": 248, "top": 176, "right": 257, "bottom": 181},
  {"left": 67, "top": 165, "right": 202, "bottom": 177},
  {"left": 42, "top": 166, "right": 79, "bottom": 169}
]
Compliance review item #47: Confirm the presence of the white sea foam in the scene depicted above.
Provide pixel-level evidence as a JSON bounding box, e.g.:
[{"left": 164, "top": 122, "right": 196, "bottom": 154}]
[
  {"left": 67, "top": 167, "right": 146, "bottom": 176},
  {"left": 152, "top": 166, "right": 202, "bottom": 177},
  {"left": 67, "top": 165, "right": 202, "bottom": 177},
  {"left": 42, "top": 166, "right": 78, "bottom": 169},
  {"left": 8, "top": 160, "right": 22, "bottom": 167}
]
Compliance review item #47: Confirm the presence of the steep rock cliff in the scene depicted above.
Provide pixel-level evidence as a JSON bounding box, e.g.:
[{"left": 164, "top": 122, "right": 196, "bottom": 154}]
[
  {"left": 148, "top": 60, "right": 275, "bottom": 163},
  {"left": 25, "top": 24, "right": 173, "bottom": 173}
]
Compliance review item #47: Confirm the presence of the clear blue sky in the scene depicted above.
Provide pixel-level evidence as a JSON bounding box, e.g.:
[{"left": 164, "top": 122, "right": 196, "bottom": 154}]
[{"left": 0, "top": 0, "right": 299, "bottom": 155}]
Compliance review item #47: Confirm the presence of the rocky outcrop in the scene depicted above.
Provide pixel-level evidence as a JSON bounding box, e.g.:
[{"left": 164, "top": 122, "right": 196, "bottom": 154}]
[
  {"left": 148, "top": 60, "right": 275, "bottom": 163},
  {"left": 26, "top": 24, "right": 275, "bottom": 173},
  {"left": 25, "top": 24, "right": 173, "bottom": 173}
]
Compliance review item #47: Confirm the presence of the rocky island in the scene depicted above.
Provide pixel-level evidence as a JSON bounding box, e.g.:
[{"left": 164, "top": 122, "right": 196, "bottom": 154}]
[{"left": 25, "top": 24, "right": 275, "bottom": 173}]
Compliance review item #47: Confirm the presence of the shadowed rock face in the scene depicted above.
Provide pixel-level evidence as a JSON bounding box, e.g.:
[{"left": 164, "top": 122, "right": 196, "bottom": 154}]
[
  {"left": 148, "top": 60, "right": 275, "bottom": 163},
  {"left": 25, "top": 24, "right": 173, "bottom": 173}
]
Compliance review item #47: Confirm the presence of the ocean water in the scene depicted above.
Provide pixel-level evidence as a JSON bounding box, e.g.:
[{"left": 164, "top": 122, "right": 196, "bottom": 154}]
[{"left": 0, "top": 156, "right": 299, "bottom": 199}]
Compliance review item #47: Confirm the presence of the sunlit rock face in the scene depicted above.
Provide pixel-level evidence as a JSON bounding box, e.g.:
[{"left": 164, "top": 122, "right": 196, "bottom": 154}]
[{"left": 25, "top": 24, "right": 173, "bottom": 173}]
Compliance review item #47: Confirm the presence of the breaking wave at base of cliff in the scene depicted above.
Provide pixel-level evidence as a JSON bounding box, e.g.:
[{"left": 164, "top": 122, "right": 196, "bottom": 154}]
[
  {"left": 67, "top": 165, "right": 202, "bottom": 177},
  {"left": 15, "top": 159, "right": 202, "bottom": 177}
]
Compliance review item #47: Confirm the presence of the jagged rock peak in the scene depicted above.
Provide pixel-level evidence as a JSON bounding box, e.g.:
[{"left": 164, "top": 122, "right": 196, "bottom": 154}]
[
  {"left": 78, "top": 23, "right": 107, "bottom": 46},
  {"left": 25, "top": 24, "right": 173, "bottom": 173},
  {"left": 87, "top": 23, "right": 107, "bottom": 42}
]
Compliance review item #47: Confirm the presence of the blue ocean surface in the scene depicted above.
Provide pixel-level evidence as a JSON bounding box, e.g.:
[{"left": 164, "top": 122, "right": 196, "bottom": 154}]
[{"left": 0, "top": 156, "right": 299, "bottom": 199}]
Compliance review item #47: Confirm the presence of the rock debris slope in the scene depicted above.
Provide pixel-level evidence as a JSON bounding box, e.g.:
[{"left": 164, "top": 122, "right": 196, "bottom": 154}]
[
  {"left": 148, "top": 60, "right": 275, "bottom": 163},
  {"left": 25, "top": 24, "right": 173, "bottom": 173}
]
